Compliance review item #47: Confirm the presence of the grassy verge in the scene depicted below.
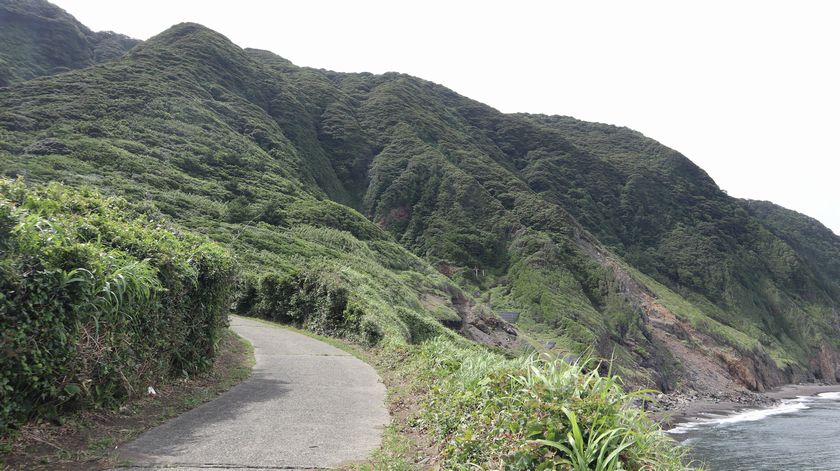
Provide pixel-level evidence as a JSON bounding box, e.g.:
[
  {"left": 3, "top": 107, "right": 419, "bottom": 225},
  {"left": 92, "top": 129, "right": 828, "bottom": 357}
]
[
  {"left": 0, "top": 328, "right": 254, "bottom": 471},
  {"left": 246, "top": 316, "right": 690, "bottom": 470}
]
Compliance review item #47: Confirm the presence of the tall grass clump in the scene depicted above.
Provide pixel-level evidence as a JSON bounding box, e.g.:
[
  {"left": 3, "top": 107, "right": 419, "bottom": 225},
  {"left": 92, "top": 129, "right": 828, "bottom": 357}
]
[
  {"left": 0, "top": 178, "right": 235, "bottom": 435},
  {"left": 411, "top": 337, "right": 687, "bottom": 470}
]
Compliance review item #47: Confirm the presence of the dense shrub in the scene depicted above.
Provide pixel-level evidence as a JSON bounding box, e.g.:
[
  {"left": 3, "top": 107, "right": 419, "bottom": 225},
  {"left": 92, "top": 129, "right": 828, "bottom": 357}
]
[
  {"left": 241, "top": 268, "right": 366, "bottom": 340},
  {"left": 0, "top": 179, "right": 235, "bottom": 434},
  {"left": 409, "top": 338, "right": 686, "bottom": 470}
]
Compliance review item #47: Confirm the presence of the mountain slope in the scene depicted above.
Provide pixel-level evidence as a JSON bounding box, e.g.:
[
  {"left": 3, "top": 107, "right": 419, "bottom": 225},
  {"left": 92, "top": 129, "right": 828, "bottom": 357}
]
[
  {"left": 745, "top": 199, "right": 840, "bottom": 285},
  {"left": 1, "top": 21, "right": 839, "bottom": 396},
  {"left": 0, "top": 22, "right": 505, "bottom": 354},
  {"left": 0, "top": 0, "right": 139, "bottom": 86}
]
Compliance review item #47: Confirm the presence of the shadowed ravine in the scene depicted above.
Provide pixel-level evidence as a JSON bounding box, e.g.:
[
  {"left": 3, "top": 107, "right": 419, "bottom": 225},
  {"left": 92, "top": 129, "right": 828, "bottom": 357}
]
[{"left": 113, "top": 316, "right": 389, "bottom": 470}]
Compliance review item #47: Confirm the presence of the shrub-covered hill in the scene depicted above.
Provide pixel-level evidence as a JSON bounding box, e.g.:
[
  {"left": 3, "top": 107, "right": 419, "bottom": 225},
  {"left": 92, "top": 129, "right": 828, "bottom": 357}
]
[
  {"left": 1, "top": 20, "right": 839, "bottom": 398},
  {"left": 0, "top": 0, "right": 139, "bottom": 87},
  {"left": 0, "top": 179, "right": 234, "bottom": 433}
]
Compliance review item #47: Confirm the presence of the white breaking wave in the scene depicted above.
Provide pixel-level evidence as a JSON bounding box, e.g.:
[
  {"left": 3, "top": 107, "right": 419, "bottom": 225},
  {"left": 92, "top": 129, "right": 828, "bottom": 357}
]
[
  {"left": 667, "top": 400, "right": 810, "bottom": 434},
  {"left": 667, "top": 421, "right": 706, "bottom": 435},
  {"left": 714, "top": 401, "right": 808, "bottom": 424},
  {"left": 667, "top": 390, "right": 840, "bottom": 435}
]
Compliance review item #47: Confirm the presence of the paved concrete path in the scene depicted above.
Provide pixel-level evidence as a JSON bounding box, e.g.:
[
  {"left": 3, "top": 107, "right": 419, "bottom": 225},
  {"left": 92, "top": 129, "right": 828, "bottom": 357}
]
[{"left": 114, "top": 315, "right": 389, "bottom": 470}]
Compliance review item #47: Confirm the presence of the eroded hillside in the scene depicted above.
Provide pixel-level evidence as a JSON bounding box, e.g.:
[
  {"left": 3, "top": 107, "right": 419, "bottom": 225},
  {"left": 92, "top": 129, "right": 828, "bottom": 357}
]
[{"left": 2, "top": 21, "right": 839, "bottom": 395}]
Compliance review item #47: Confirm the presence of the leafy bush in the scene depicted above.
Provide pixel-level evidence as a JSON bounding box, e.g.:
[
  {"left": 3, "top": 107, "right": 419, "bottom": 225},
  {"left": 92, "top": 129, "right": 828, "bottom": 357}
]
[
  {"left": 239, "top": 266, "right": 393, "bottom": 346},
  {"left": 409, "top": 338, "right": 686, "bottom": 470},
  {"left": 251, "top": 269, "right": 362, "bottom": 337},
  {"left": 0, "top": 179, "right": 235, "bottom": 434}
]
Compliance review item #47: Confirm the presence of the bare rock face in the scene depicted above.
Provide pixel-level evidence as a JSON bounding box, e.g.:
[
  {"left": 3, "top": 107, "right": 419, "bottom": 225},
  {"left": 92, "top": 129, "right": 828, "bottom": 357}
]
[
  {"left": 584, "top": 246, "right": 800, "bottom": 395},
  {"left": 436, "top": 285, "right": 521, "bottom": 350},
  {"left": 813, "top": 344, "right": 840, "bottom": 383},
  {"left": 717, "top": 350, "right": 791, "bottom": 393},
  {"left": 458, "top": 305, "right": 521, "bottom": 351},
  {"left": 24, "top": 137, "right": 70, "bottom": 155},
  {"left": 718, "top": 352, "right": 761, "bottom": 391}
]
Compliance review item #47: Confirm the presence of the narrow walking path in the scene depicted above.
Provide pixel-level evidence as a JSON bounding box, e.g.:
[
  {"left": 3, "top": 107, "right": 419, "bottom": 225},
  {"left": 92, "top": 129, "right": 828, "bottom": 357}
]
[{"left": 115, "top": 315, "right": 389, "bottom": 470}]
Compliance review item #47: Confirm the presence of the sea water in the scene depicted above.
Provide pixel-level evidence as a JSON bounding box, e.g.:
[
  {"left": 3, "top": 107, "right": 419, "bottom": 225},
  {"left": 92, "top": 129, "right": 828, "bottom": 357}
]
[{"left": 669, "top": 392, "right": 840, "bottom": 470}]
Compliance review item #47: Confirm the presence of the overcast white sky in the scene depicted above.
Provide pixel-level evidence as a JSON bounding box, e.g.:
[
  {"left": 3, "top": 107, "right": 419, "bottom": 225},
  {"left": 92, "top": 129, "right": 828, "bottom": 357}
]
[{"left": 54, "top": 1, "right": 840, "bottom": 234}]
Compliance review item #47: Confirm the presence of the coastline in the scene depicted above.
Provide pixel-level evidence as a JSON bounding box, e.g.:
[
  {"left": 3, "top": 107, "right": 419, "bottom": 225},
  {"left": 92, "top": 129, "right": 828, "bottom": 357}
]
[
  {"left": 763, "top": 383, "right": 840, "bottom": 400},
  {"left": 653, "top": 383, "right": 840, "bottom": 430}
]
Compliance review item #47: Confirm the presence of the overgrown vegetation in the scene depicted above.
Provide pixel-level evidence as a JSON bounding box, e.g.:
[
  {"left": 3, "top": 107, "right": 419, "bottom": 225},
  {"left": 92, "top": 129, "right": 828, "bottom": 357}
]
[
  {"left": 253, "top": 317, "right": 688, "bottom": 470},
  {"left": 0, "top": 179, "right": 234, "bottom": 434},
  {"left": 3, "top": 19, "right": 838, "bottom": 392},
  {"left": 0, "top": 0, "right": 139, "bottom": 87},
  {"left": 411, "top": 339, "right": 686, "bottom": 469},
  {"left": 2, "top": 7, "right": 840, "bottom": 468},
  {"left": 1, "top": 329, "right": 254, "bottom": 470}
]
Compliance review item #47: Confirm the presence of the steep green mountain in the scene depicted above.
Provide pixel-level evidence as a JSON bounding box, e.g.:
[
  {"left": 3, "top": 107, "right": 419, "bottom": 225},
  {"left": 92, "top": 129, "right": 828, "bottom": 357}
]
[
  {"left": 0, "top": 22, "right": 499, "bottom": 355},
  {"left": 0, "top": 0, "right": 139, "bottom": 86},
  {"left": 1, "top": 18, "right": 839, "bottom": 399},
  {"left": 745, "top": 199, "right": 840, "bottom": 290}
]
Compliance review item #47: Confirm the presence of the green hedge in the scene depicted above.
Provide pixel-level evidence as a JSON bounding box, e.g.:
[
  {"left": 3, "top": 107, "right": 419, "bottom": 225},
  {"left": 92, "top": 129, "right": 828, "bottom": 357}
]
[
  {"left": 0, "top": 179, "right": 235, "bottom": 434},
  {"left": 238, "top": 268, "right": 378, "bottom": 343}
]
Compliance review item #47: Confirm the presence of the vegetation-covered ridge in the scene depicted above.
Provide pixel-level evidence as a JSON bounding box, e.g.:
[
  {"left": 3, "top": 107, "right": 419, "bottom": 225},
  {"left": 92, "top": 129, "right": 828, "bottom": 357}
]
[
  {"left": 0, "top": 0, "right": 139, "bottom": 87},
  {"left": 2, "top": 14, "right": 840, "bottom": 402},
  {"left": 0, "top": 179, "right": 235, "bottom": 434}
]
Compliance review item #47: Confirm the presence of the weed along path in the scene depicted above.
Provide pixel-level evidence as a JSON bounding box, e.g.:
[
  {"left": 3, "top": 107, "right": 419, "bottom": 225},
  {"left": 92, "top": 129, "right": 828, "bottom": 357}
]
[{"left": 114, "top": 315, "right": 389, "bottom": 470}]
